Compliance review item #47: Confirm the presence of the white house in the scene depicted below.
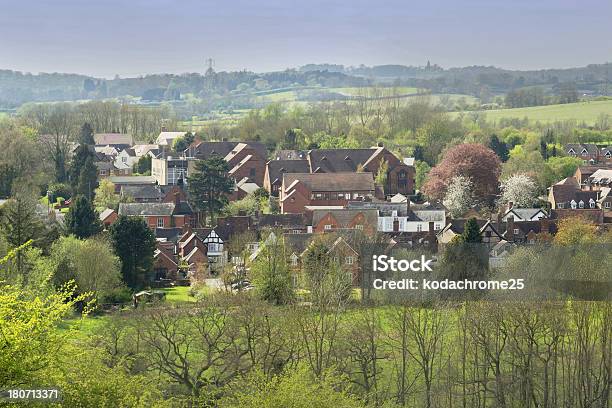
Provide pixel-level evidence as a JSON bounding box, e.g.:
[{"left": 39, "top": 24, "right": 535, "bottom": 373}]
[{"left": 114, "top": 148, "right": 138, "bottom": 173}]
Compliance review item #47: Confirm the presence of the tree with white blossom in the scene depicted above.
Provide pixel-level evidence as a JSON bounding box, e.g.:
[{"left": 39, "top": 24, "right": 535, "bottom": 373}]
[
  {"left": 499, "top": 174, "right": 539, "bottom": 208},
  {"left": 443, "top": 175, "right": 475, "bottom": 218}
]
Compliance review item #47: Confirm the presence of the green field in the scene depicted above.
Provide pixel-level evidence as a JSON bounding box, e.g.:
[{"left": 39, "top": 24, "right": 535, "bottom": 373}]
[{"left": 464, "top": 99, "right": 612, "bottom": 124}]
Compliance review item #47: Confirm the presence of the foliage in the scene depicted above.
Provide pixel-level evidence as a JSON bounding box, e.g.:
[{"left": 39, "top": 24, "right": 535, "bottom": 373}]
[
  {"left": 47, "top": 182, "right": 73, "bottom": 202},
  {"left": 109, "top": 215, "right": 156, "bottom": 290},
  {"left": 422, "top": 143, "right": 501, "bottom": 200},
  {"left": 499, "top": 174, "right": 539, "bottom": 208},
  {"left": 188, "top": 155, "right": 234, "bottom": 225},
  {"left": 220, "top": 366, "right": 365, "bottom": 408},
  {"left": 65, "top": 195, "right": 102, "bottom": 239},
  {"left": 133, "top": 155, "right": 152, "bottom": 175},
  {"left": 47, "top": 236, "right": 124, "bottom": 304},
  {"left": 442, "top": 175, "right": 474, "bottom": 218},
  {"left": 79, "top": 122, "right": 95, "bottom": 145},
  {"left": 94, "top": 179, "right": 120, "bottom": 211},
  {"left": 250, "top": 233, "right": 295, "bottom": 305},
  {"left": 414, "top": 160, "right": 431, "bottom": 190}
]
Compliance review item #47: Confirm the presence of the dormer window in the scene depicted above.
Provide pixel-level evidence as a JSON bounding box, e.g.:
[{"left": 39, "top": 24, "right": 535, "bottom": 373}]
[
  {"left": 581, "top": 149, "right": 588, "bottom": 156},
  {"left": 589, "top": 199, "right": 596, "bottom": 208},
  {"left": 571, "top": 200, "right": 577, "bottom": 209},
  {"left": 513, "top": 228, "right": 519, "bottom": 235},
  {"left": 578, "top": 200, "right": 584, "bottom": 209}
]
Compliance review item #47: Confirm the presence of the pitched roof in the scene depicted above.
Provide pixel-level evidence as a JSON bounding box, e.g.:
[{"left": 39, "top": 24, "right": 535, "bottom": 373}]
[
  {"left": 119, "top": 202, "right": 175, "bottom": 216},
  {"left": 589, "top": 169, "right": 612, "bottom": 185},
  {"left": 132, "top": 144, "right": 160, "bottom": 157},
  {"left": 258, "top": 213, "right": 307, "bottom": 229},
  {"left": 94, "top": 133, "right": 133, "bottom": 146},
  {"left": 283, "top": 233, "right": 314, "bottom": 255},
  {"left": 307, "top": 148, "right": 380, "bottom": 173},
  {"left": 504, "top": 208, "right": 548, "bottom": 220},
  {"left": 266, "top": 159, "right": 310, "bottom": 185},
  {"left": 274, "top": 150, "right": 307, "bottom": 160},
  {"left": 311, "top": 208, "right": 378, "bottom": 227},
  {"left": 99, "top": 208, "right": 116, "bottom": 221},
  {"left": 120, "top": 184, "right": 169, "bottom": 201},
  {"left": 282, "top": 172, "right": 375, "bottom": 193},
  {"left": 154, "top": 227, "right": 183, "bottom": 242},
  {"left": 108, "top": 176, "right": 157, "bottom": 185}
]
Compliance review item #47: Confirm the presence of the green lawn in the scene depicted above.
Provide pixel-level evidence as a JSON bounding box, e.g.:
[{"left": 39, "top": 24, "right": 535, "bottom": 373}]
[
  {"left": 161, "top": 286, "right": 197, "bottom": 303},
  {"left": 461, "top": 99, "right": 612, "bottom": 124}
]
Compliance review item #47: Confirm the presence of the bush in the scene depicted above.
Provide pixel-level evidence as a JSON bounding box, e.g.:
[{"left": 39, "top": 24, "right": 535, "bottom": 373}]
[{"left": 47, "top": 183, "right": 73, "bottom": 202}]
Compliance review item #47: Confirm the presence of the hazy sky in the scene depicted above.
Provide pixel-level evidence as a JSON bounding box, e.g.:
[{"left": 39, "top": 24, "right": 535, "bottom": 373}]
[{"left": 1, "top": 0, "right": 611, "bottom": 78}]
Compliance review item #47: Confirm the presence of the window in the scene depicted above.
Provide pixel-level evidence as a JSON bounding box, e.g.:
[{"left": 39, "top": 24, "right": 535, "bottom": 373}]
[
  {"left": 324, "top": 224, "right": 332, "bottom": 230},
  {"left": 589, "top": 199, "right": 596, "bottom": 209},
  {"left": 345, "top": 256, "right": 354, "bottom": 265},
  {"left": 355, "top": 224, "right": 364, "bottom": 230},
  {"left": 558, "top": 203, "right": 565, "bottom": 209},
  {"left": 513, "top": 228, "right": 519, "bottom": 235},
  {"left": 157, "top": 218, "right": 164, "bottom": 228},
  {"left": 578, "top": 200, "right": 584, "bottom": 209},
  {"left": 292, "top": 229, "right": 302, "bottom": 234},
  {"left": 434, "top": 223, "right": 441, "bottom": 230},
  {"left": 122, "top": 156, "right": 127, "bottom": 163},
  {"left": 249, "top": 168, "right": 256, "bottom": 178},
  {"left": 291, "top": 256, "right": 298, "bottom": 266},
  {"left": 570, "top": 200, "right": 577, "bottom": 209},
  {"left": 604, "top": 201, "right": 611, "bottom": 208},
  {"left": 416, "top": 224, "right": 423, "bottom": 232}
]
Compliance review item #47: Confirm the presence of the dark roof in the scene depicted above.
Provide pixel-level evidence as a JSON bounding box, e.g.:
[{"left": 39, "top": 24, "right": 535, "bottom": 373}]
[
  {"left": 258, "top": 213, "right": 307, "bottom": 229},
  {"left": 565, "top": 143, "right": 599, "bottom": 155},
  {"left": 154, "top": 227, "right": 183, "bottom": 242},
  {"left": 119, "top": 202, "right": 175, "bottom": 216},
  {"left": 503, "top": 220, "right": 558, "bottom": 237},
  {"left": 551, "top": 179, "right": 599, "bottom": 204},
  {"left": 274, "top": 150, "right": 307, "bottom": 160},
  {"left": 121, "top": 184, "right": 171, "bottom": 201},
  {"left": 283, "top": 172, "right": 375, "bottom": 192},
  {"left": 283, "top": 233, "right": 314, "bottom": 254},
  {"left": 118, "top": 201, "right": 193, "bottom": 216},
  {"left": 266, "top": 160, "right": 310, "bottom": 185},
  {"left": 215, "top": 215, "right": 253, "bottom": 241},
  {"left": 445, "top": 219, "right": 491, "bottom": 235},
  {"left": 188, "top": 141, "right": 267, "bottom": 161},
  {"left": 307, "top": 148, "right": 379, "bottom": 173}
]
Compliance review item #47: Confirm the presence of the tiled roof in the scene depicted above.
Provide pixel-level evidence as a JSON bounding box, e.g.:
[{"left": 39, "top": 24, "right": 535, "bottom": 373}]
[
  {"left": 259, "top": 214, "right": 307, "bottom": 229},
  {"left": 307, "top": 148, "right": 380, "bottom": 173},
  {"left": 94, "top": 133, "right": 133, "bottom": 146},
  {"left": 282, "top": 172, "right": 375, "bottom": 192},
  {"left": 266, "top": 159, "right": 310, "bottom": 185},
  {"left": 119, "top": 202, "right": 175, "bottom": 216},
  {"left": 311, "top": 208, "right": 378, "bottom": 227}
]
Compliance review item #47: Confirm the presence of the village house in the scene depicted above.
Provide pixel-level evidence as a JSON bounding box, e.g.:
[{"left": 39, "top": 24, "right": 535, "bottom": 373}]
[
  {"left": 501, "top": 205, "right": 548, "bottom": 222},
  {"left": 503, "top": 217, "right": 557, "bottom": 244},
  {"left": 263, "top": 159, "right": 310, "bottom": 197},
  {"left": 310, "top": 208, "right": 378, "bottom": 235},
  {"left": 347, "top": 200, "right": 446, "bottom": 233},
  {"left": 280, "top": 172, "right": 378, "bottom": 214},
  {"left": 587, "top": 169, "right": 612, "bottom": 189},
  {"left": 94, "top": 133, "right": 134, "bottom": 149},
  {"left": 99, "top": 208, "right": 117, "bottom": 228},
  {"left": 118, "top": 193, "right": 194, "bottom": 229},
  {"left": 564, "top": 143, "right": 612, "bottom": 164},
  {"left": 548, "top": 177, "right": 599, "bottom": 210},
  {"left": 437, "top": 219, "right": 503, "bottom": 249},
  {"left": 113, "top": 148, "right": 137, "bottom": 175},
  {"left": 193, "top": 227, "right": 227, "bottom": 273}
]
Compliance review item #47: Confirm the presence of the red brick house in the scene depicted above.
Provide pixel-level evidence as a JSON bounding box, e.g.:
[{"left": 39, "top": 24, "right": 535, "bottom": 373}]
[
  {"left": 310, "top": 208, "right": 378, "bottom": 235},
  {"left": 99, "top": 208, "right": 118, "bottom": 228},
  {"left": 280, "top": 172, "right": 378, "bottom": 214},
  {"left": 118, "top": 193, "right": 195, "bottom": 229},
  {"left": 264, "top": 159, "right": 310, "bottom": 197},
  {"left": 306, "top": 147, "right": 415, "bottom": 196}
]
